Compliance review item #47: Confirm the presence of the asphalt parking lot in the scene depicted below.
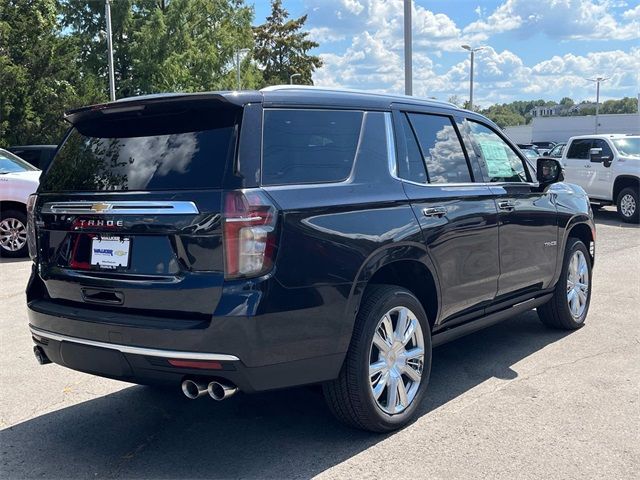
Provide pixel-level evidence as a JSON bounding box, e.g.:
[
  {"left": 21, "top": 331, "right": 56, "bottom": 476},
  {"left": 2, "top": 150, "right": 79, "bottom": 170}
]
[{"left": 1, "top": 207, "right": 638, "bottom": 479}]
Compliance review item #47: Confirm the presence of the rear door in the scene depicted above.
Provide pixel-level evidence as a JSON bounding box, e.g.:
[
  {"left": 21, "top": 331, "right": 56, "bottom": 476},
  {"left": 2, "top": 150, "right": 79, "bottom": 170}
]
[
  {"left": 32, "top": 97, "right": 249, "bottom": 321},
  {"left": 465, "top": 119, "right": 558, "bottom": 302},
  {"left": 392, "top": 107, "right": 499, "bottom": 325}
]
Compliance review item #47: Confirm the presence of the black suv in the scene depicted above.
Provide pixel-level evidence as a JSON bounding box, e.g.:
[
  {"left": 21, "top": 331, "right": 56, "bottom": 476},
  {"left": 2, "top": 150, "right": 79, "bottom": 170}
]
[{"left": 26, "top": 87, "right": 595, "bottom": 432}]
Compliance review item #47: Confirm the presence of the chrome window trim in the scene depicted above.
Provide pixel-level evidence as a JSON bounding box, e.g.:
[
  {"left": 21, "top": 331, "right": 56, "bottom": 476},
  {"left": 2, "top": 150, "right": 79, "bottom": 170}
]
[
  {"left": 41, "top": 201, "right": 199, "bottom": 215},
  {"left": 384, "top": 112, "right": 398, "bottom": 177},
  {"left": 29, "top": 325, "right": 240, "bottom": 361}
]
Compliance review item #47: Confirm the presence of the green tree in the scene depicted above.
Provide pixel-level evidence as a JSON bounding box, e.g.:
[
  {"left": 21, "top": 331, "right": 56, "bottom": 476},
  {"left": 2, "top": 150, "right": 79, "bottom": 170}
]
[
  {"left": 559, "top": 96, "right": 574, "bottom": 107},
  {"left": 253, "top": 0, "right": 322, "bottom": 86},
  {"left": 0, "top": 0, "right": 104, "bottom": 145}
]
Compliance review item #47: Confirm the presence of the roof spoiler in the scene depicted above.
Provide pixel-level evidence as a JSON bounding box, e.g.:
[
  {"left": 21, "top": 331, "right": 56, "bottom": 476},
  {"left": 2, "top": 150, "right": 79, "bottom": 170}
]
[{"left": 64, "top": 92, "right": 259, "bottom": 126}]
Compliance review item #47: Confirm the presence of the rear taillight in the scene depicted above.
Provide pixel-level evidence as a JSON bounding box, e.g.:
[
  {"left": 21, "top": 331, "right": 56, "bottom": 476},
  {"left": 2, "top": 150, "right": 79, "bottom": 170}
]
[
  {"left": 26, "top": 194, "right": 38, "bottom": 260},
  {"left": 223, "top": 190, "right": 278, "bottom": 279}
]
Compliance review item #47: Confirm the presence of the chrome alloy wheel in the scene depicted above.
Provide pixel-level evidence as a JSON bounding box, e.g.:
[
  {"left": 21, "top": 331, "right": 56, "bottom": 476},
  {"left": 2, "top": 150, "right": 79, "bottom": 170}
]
[
  {"left": 566, "top": 250, "right": 589, "bottom": 319},
  {"left": 369, "top": 306, "right": 424, "bottom": 415},
  {"left": 620, "top": 193, "right": 636, "bottom": 218},
  {"left": 0, "top": 217, "right": 27, "bottom": 252}
]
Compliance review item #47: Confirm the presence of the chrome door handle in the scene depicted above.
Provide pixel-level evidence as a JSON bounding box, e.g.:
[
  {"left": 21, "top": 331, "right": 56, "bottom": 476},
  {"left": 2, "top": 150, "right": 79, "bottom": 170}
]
[
  {"left": 498, "top": 200, "right": 516, "bottom": 211},
  {"left": 422, "top": 206, "right": 447, "bottom": 218},
  {"left": 585, "top": 164, "right": 591, "bottom": 168}
]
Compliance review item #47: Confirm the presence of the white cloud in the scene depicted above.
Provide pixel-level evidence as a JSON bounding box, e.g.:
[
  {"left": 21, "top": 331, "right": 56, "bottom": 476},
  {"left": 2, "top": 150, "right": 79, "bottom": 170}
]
[
  {"left": 308, "top": 0, "right": 639, "bottom": 105},
  {"left": 464, "top": 0, "right": 640, "bottom": 41}
]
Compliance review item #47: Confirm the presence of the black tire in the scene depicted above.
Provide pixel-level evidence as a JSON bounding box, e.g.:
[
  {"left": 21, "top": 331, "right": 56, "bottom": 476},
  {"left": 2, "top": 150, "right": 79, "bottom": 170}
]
[
  {"left": 616, "top": 187, "right": 639, "bottom": 224},
  {"left": 323, "top": 285, "right": 432, "bottom": 432},
  {"left": 538, "top": 238, "right": 592, "bottom": 330},
  {"left": 0, "top": 209, "right": 29, "bottom": 258}
]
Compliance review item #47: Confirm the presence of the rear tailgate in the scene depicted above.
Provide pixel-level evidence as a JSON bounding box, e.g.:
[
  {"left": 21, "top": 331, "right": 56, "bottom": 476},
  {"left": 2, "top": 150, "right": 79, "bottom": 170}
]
[{"left": 31, "top": 95, "right": 243, "bottom": 321}]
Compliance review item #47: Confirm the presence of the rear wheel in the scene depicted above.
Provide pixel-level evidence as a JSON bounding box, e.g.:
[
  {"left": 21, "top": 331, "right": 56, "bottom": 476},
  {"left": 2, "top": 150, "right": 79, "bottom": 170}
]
[
  {"left": 538, "top": 238, "right": 592, "bottom": 330},
  {"left": 323, "top": 285, "right": 432, "bottom": 432},
  {"left": 0, "top": 210, "right": 28, "bottom": 258},
  {"left": 617, "top": 187, "right": 639, "bottom": 223}
]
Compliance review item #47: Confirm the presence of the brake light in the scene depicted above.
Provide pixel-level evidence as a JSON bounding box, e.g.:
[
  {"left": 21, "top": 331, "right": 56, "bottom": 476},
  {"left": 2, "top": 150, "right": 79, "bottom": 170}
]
[
  {"left": 223, "top": 190, "right": 278, "bottom": 279},
  {"left": 26, "top": 194, "right": 38, "bottom": 260}
]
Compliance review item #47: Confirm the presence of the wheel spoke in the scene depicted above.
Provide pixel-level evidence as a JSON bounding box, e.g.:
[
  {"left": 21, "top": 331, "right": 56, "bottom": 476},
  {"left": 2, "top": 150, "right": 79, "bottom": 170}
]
[
  {"left": 394, "top": 308, "right": 409, "bottom": 342},
  {"left": 404, "top": 347, "right": 424, "bottom": 361},
  {"left": 372, "top": 371, "right": 389, "bottom": 400},
  {"left": 373, "top": 333, "right": 391, "bottom": 354},
  {"left": 369, "top": 360, "right": 387, "bottom": 378},
  {"left": 397, "top": 378, "right": 409, "bottom": 407},
  {"left": 402, "top": 363, "right": 422, "bottom": 383},
  {"left": 386, "top": 374, "right": 399, "bottom": 411},
  {"left": 401, "top": 318, "right": 416, "bottom": 346}
]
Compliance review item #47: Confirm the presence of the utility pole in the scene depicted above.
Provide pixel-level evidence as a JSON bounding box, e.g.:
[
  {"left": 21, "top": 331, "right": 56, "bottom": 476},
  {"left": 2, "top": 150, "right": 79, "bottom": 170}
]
[
  {"left": 105, "top": 0, "right": 116, "bottom": 101},
  {"left": 587, "top": 77, "right": 608, "bottom": 133},
  {"left": 235, "top": 48, "right": 250, "bottom": 90},
  {"left": 461, "top": 45, "right": 486, "bottom": 111},
  {"left": 403, "top": 0, "right": 412, "bottom": 95}
]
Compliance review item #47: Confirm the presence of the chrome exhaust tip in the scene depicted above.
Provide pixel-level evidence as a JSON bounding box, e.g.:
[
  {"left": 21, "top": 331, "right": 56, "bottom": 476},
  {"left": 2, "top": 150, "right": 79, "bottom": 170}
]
[
  {"left": 181, "top": 379, "right": 208, "bottom": 399},
  {"left": 207, "top": 381, "right": 238, "bottom": 401}
]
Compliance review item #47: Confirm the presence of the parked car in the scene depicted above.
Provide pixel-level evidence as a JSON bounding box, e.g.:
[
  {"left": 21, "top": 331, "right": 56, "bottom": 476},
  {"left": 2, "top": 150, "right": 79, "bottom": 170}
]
[
  {"left": 521, "top": 148, "right": 539, "bottom": 161},
  {"left": 547, "top": 142, "right": 566, "bottom": 158},
  {"left": 562, "top": 134, "right": 639, "bottom": 223},
  {"left": 533, "top": 141, "right": 556, "bottom": 156},
  {"left": 0, "top": 148, "right": 41, "bottom": 257},
  {"left": 517, "top": 143, "right": 539, "bottom": 153},
  {"left": 27, "top": 87, "right": 595, "bottom": 432},
  {"left": 7, "top": 145, "right": 57, "bottom": 170}
]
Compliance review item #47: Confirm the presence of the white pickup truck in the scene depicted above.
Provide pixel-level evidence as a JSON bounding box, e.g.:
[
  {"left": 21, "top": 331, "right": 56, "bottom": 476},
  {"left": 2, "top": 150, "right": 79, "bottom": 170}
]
[
  {"left": 0, "top": 148, "right": 41, "bottom": 257},
  {"left": 561, "top": 134, "right": 640, "bottom": 223}
]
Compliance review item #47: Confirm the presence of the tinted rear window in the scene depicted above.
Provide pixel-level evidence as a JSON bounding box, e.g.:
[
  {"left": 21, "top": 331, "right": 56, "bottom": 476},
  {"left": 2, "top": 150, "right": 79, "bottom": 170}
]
[
  {"left": 41, "top": 112, "right": 238, "bottom": 192},
  {"left": 262, "top": 109, "right": 363, "bottom": 186}
]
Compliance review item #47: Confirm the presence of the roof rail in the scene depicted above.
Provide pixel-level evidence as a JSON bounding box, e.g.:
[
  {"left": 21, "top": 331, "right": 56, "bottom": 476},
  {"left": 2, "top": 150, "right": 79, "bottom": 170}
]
[{"left": 260, "top": 85, "right": 456, "bottom": 107}]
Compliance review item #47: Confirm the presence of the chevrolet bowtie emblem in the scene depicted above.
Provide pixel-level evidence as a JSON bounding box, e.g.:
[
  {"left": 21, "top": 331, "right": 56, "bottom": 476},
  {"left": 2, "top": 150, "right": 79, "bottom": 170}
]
[{"left": 90, "top": 203, "right": 112, "bottom": 213}]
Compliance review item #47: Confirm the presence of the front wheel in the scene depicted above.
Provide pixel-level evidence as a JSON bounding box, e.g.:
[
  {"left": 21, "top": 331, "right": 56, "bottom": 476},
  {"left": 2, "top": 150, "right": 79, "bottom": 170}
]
[
  {"left": 617, "top": 187, "right": 639, "bottom": 224},
  {"left": 0, "top": 210, "right": 29, "bottom": 258},
  {"left": 538, "top": 238, "right": 592, "bottom": 330},
  {"left": 323, "top": 285, "right": 432, "bottom": 432}
]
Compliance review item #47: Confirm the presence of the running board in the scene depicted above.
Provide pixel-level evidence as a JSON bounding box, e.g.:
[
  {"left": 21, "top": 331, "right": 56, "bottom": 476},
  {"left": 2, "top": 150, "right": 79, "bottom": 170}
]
[{"left": 432, "top": 294, "right": 553, "bottom": 347}]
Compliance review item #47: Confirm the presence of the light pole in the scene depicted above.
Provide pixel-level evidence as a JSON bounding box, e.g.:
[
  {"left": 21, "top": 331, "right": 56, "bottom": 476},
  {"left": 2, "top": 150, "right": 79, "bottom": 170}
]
[
  {"left": 461, "top": 45, "right": 486, "bottom": 110},
  {"left": 235, "top": 48, "right": 250, "bottom": 90},
  {"left": 403, "top": 0, "right": 412, "bottom": 95},
  {"left": 289, "top": 73, "right": 301, "bottom": 84},
  {"left": 586, "top": 77, "right": 608, "bottom": 133},
  {"left": 105, "top": 0, "right": 116, "bottom": 101}
]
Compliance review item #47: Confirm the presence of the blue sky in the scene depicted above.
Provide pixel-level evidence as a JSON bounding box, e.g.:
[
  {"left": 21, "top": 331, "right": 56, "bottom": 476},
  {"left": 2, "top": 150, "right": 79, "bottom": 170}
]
[{"left": 253, "top": 0, "right": 640, "bottom": 106}]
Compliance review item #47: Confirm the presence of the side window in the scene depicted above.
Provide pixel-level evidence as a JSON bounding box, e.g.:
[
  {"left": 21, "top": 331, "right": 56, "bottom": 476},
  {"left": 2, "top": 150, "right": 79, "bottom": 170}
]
[
  {"left": 262, "top": 109, "right": 363, "bottom": 186},
  {"left": 407, "top": 113, "right": 471, "bottom": 183},
  {"left": 396, "top": 113, "right": 428, "bottom": 183},
  {"left": 566, "top": 139, "right": 592, "bottom": 159},
  {"left": 467, "top": 121, "right": 529, "bottom": 183},
  {"left": 592, "top": 139, "right": 613, "bottom": 159}
]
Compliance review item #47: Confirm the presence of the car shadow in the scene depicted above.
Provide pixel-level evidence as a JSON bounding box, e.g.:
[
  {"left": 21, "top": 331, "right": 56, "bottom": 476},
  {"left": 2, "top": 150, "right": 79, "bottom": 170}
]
[
  {"left": 0, "top": 256, "right": 31, "bottom": 264},
  {"left": 592, "top": 207, "right": 638, "bottom": 228},
  {"left": 1, "top": 311, "right": 570, "bottom": 479}
]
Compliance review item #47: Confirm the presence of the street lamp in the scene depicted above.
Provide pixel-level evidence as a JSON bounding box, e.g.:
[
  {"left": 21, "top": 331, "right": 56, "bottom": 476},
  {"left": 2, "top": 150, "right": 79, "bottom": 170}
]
[
  {"left": 235, "top": 48, "right": 250, "bottom": 90},
  {"left": 290, "top": 73, "right": 302, "bottom": 84},
  {"left": 404, "top": 0, "right": 412, "bottom": 95},
  {"left": 105, "top": 0, "right": 115, "bottom": 101},
  {"left": 586, "top": 77, "right": 608, "bottom": 133},
  {"left": 461, "top": 44, "right": 486, "bottom": 110}
]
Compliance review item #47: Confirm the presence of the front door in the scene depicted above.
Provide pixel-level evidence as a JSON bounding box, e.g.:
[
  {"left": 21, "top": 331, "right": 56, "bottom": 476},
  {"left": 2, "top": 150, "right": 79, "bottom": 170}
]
[
  {"left": 589, "top": 139, "right": 615, "bottom": 200},
  {"left": 392, "top": 108, "right": 500, "bottom": 325},
  {"left": 563, "top": 138, "right": 593, "bottom": 194},
  {"left": 465, "top": 119, "right": 559, "bottom": 301}
]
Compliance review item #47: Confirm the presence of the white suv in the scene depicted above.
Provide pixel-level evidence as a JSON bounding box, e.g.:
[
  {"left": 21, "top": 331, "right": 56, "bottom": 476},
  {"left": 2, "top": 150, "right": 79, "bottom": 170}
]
[
  {"left": 0, "top": 148, "right": 41, "bottom": 257},
  {"left": 562, "top": 134, "right": 640, "bottom": 223}
]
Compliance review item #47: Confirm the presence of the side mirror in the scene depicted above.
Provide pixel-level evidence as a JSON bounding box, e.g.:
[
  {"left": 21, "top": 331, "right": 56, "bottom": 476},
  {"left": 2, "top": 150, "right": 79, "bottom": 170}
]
[
  {"left": 537, "top": 157, "right": 563, "bottom": 188},
  {"left": 589, "top": 147, "right": 603, "bottom": 162}
]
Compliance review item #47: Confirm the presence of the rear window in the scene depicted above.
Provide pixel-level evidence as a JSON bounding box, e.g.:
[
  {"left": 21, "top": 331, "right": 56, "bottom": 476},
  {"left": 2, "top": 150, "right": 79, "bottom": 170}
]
[
  {"left": 40, "top": 112, "right": 238, "bottom": 192},
  {"left": 0, "top": 150, "right": 38, "bottom": 173},
  {"left": 262, "top": 109, "right": 363, "bottom": 186}
]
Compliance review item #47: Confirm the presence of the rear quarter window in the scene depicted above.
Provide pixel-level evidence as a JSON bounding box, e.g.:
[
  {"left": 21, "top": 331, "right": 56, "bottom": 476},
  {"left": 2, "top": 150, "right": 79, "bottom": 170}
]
[{"left": 261, "top": 109, "right": 363, "bottom": 186}]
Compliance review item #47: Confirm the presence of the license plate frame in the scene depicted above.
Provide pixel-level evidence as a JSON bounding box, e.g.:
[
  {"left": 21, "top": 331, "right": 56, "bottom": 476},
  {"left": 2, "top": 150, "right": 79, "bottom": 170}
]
[{"left": 90, "top": 236, "right": 131, "bottom": 270}]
